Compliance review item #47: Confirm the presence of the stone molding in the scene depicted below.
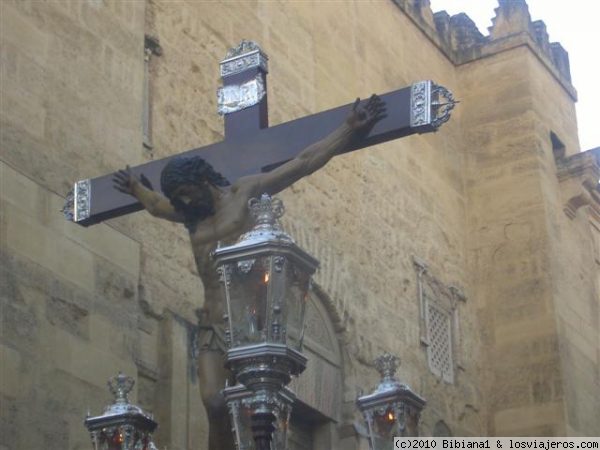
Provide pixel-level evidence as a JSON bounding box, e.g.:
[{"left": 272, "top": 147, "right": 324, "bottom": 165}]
[{"left": 556, "top": 147, "right": 600, "bottom": 220}]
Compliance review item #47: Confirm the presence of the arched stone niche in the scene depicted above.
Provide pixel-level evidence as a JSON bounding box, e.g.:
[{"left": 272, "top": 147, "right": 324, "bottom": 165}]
[
  {"left": 432, "top": 420, "right": 452, "bottom": 437},
  {"left": 288, "top": 288, "right": 344, "bottom": 447}
]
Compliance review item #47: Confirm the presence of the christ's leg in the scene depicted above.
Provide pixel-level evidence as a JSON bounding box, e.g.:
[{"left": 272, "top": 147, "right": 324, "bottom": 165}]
[{"left": 197, "top": 346, "right": 235, "bottom": 450}]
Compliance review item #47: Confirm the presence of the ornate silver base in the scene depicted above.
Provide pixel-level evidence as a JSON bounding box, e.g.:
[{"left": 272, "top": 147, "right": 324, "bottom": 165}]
[
  {"left": 226, "top": 342, "right": 307, "bottom": 391},
  {"left": 226, "top": 343, "right": 306, "bottom": 448}
]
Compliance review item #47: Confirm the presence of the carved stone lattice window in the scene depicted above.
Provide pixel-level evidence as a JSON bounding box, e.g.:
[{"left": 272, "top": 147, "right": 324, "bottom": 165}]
[
  {"left": 426, "top": 301, "right": 453, "bottom": 380},
  {"left": 413, "top": 257, "right": 466, "bottom": 384}
]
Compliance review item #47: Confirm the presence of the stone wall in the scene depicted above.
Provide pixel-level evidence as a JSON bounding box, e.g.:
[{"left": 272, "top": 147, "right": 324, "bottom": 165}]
[
  {"left": 550, "top": 148, "right": 600, "bottom": 435},
  {"left": 1, "top": 0, "right": 598, "bottom": 448},
  {"left": 458, "top": 0, "right": 599, "bottom": 436},
  {"left": 460, "top": 45, "right": 567, "bottom": 435},
  {"left": 0, "top": 1, "right": 206, "bottom": 449}
]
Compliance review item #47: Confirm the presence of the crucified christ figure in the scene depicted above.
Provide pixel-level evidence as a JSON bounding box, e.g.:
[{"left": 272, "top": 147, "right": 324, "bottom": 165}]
[{"left": 113, "top": 95, "right": 386, "bottom": 450}]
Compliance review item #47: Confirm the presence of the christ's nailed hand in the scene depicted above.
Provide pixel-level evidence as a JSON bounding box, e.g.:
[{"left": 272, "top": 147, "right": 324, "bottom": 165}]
[
  {"left": 346, "top": 94, "right": 387, "bottom": 132},
  {"left": 113, "top": 165, "right": 153, "bottom": 196}
]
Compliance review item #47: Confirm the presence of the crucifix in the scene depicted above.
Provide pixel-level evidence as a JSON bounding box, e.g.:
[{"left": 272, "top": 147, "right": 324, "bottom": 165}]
[
  {"left": 63, "top": 40, "right": 456, "bottom": 450},
  {"left": 63, "top": 40, "right": 456, "bottom": 225}
]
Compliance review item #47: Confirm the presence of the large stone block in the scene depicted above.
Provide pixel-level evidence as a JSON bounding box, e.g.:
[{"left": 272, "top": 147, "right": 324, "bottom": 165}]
[
  {"left": 0, "top": 394, "right": 18, "bottom": 450},
  {"left": 47, "top": 325, "right": 137, "bottom": 386},
  {"left": 0, "top": 345, "right": 22, "bottom": 397},
  {"left": 0, "top": 4, "right": 50, "bottom": 64},
  {"left": 0, "top": 296, "right": 39, "bottom": 351},
  {"left": 46, "top": 295, "right": 90, "bottom": 340},
  {"left": 2, "top": 163, "right": 141, "bottom": 279},
  {"left": 0, "top": 86, "right": 46, "bottom": 140},
  {"left": 494, "top": 402, "right": 565, "bottom": 436}
]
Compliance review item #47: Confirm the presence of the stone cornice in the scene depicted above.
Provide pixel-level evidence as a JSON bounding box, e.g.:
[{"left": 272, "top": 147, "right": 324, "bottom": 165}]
[
  {"left": 557, "top": 148, "right": 600, "bottom": 220},
  {"left": 557, "top": 148, "right": 600, "bottom": 182}
]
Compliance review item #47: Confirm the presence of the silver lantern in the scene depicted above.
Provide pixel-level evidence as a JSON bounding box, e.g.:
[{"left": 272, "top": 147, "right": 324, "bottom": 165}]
[
  {"left": 357, "top": 354, "right": 426, "bottom": 450},
  {"left": 84, "top": 373, "right": 158, "bottom": 450},
  {"left": 213, "top": 194, "right": 319, "bottom": 449}
]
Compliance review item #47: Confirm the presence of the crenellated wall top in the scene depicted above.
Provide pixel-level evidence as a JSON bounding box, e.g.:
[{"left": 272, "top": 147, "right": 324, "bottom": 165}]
[{"left": 391, "top": 0, "right": 576, "bottom": 100}]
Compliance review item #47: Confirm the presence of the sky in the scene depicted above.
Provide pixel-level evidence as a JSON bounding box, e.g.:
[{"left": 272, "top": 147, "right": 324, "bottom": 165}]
[{"left": 429, "top": 0, "right": 600, "bottom": 151}]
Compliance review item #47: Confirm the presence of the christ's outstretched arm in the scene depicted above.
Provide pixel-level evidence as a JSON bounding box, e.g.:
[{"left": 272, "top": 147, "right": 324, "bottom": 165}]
[
  {"left": 243, "top": 95, "right": 386, "bottom": 196},
  {"left": 113, "top": 166, "right": 183, "bottom": 222}
]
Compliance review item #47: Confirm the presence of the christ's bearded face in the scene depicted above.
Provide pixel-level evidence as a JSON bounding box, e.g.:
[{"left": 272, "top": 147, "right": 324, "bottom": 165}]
[
  {"left": 160, "top": 155, "right": 230, "bottom": 232},
  {"left": 169, "top": 182, "right": 215, "bottom": 224}
]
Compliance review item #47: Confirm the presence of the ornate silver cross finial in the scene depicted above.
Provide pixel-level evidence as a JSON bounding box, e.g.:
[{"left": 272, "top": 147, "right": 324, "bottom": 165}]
[
  {"left": 410, "top": 80, "right": 458, "bottom": 131},
  {"left": 62, "top": 189, "right": 75, "bottom": 221},
  {"left": 220, "top": 39, "right": 269, "bottom": 78},
  {"left": 375, "top": 353, "right": 400, "bottom": 382},
  {"left": 62, "top": 179, "right": 91, "bottom": 222},
  {"left": 218, "top": 40, "right": 269, "bottom": 114},
  {"left": 108, "top": 372, "right": 135, "bottom": 404},
  {"left": 431, "top": 84, "right": 458, "bottom": 129},
  {"left": 226, "top": 39, "right": 262, "bottom": 58}
]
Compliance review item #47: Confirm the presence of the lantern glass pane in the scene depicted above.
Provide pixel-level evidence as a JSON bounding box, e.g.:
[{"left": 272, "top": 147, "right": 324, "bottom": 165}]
[
  {"left": 233, "top": 401, "right": 255, "bottom": 450},
  {"left": 97, "top": 428, "right": 124, "bottom": 450},
  {"left": 273, "top": 405, "right": 291, "bottom": 450},
  {"left": 226, "top": 256, "right": 271, "bottom": 347},
  {"left": 91, "top": 426, "right": 154, "bottom": 450},
  {"left": 285, "top": 264, "right": 310, "bottom": 351},
  {"left": 372, "top": 435, "right": 394, "bottom": 450},
  {"left": 134, "top": 436, "right": 153, "bottom": 450},
  {"left": 374, "top": 407, "right": 396, "bottom": 436},
  {"left": 227, "top": 393, "right": 292, "bottom": 450},
  {"left": 266, "top": 256, "right": 285, "bottom": 344},
  {"left": 366, "top": 407, "right": 397, "bottom": 450}
]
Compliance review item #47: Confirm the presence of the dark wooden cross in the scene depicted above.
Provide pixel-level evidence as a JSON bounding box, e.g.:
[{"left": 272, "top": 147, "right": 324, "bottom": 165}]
[{"left": 64, "top": 40, "right": 456, "bottom": 226}]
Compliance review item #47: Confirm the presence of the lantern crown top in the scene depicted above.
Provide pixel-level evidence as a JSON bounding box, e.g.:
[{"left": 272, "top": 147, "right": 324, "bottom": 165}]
[
  {"left": 213, "top": 193, "right": 318, "bottom": 281},
  {"left": 375, "top": 353, "right": 399, "bottom": 382},
  {"left": 108, "top": 372, "right": 134, "bottom": 404},
  {"left": 249, "top": 193, "right": 285, "bottom": 227},
  {"left": 357, "top": 353, "right": 426, "bottom": 415},
  {"left": 372, "top": 353, "right": 410, "bottom": 396},
  {"left": 232, "top": 194, "right": 294, "bottom": 246},
  {"left": 100, "top": 372, "right": 148, "bottom": 417},
  {"left": 85, "top": 372, "right": 157, "bottom": 437}
]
